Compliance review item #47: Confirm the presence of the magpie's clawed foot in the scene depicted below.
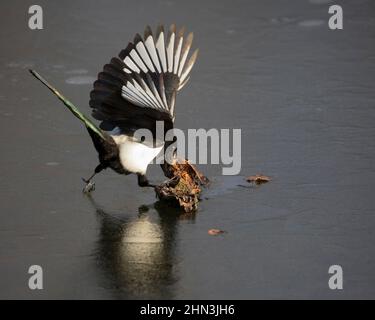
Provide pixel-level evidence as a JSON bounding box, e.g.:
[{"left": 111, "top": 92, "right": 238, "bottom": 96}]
[
  {"left": 82, "top": 178, "right": 95, "bottom": 193},
  {"left": 137, "top": 174, "right": 157, "bottom": 188}
]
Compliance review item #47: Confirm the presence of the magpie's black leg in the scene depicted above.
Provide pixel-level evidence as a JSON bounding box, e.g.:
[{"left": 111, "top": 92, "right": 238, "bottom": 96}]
[
  {"left": 137, "top": 174, "right": 156, "bottom": 188},
  {"left": 82, "top": 164, "right": 104, "bottom": 193}
]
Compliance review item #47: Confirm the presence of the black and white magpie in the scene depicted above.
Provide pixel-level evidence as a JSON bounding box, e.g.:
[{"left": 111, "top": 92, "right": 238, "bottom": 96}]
[{"left": 30, "top": 24, "right": 198, "bottom": 191}]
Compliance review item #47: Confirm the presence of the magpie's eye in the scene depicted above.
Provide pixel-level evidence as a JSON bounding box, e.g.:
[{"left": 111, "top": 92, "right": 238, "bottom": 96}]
[
  {"left": 172, "top": 136, "right": 177, "bottom": 142},
  {"left": 141, "top": 136, "right": 146, "bottom": 142}
]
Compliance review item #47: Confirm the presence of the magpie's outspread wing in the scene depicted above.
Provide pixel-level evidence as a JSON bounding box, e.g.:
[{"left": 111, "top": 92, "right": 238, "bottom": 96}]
[{"left": 89, "top": 24, "right": 198, "bottom": 136}]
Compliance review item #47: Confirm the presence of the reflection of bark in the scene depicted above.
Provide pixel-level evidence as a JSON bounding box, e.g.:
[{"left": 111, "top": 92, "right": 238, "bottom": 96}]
[{"left": 89, "top": 197, "right": 195, "bottom": 299}]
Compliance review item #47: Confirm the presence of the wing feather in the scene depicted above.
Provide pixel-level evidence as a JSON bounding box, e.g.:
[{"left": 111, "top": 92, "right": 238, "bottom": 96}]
[{"left": 90, "top": 24, "right": 198, "bottom": 126}]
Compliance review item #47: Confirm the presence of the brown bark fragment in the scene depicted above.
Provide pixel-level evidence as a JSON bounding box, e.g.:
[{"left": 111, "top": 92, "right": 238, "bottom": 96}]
[{"left": 155, "top": 160, "right": 209, "bottom": 213}]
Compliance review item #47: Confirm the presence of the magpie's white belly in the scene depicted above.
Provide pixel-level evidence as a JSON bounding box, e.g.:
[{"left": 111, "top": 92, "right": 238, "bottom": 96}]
[{"left": 111, "top": 135, "right": 163, "bottom": 175}]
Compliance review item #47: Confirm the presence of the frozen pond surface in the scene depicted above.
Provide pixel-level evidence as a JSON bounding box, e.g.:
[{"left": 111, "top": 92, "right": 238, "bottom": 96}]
[{"left": 0, "top": 0, "right": 375, "bottom": 299}]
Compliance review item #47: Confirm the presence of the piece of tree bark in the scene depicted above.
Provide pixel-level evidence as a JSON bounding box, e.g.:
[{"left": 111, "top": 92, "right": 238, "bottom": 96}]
[{"left": 156, "top": 159, "right": 209, "bottom": 213}]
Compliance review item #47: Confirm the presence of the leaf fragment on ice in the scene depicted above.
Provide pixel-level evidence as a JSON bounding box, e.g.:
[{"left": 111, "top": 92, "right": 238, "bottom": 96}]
[
  {"left": 246, "top": 174, "right": 271, "bottom": 184},
  {"left": 208, "top": 229, "right": 226, "bottom": 236}
]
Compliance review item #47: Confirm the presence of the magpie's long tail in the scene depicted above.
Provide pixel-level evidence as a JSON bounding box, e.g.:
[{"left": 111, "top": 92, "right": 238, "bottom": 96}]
[{"left": 29, "top": 69, "right": 106, "bottom": 140}]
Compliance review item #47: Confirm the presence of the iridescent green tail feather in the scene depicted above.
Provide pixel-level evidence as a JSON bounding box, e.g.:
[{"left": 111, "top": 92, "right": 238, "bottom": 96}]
[{"left": 29, "top": 69, "right": 105, "bottom": 140}]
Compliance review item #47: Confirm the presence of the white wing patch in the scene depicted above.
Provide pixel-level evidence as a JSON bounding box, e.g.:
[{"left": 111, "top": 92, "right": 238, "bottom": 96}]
[{"left": 119, "top": 24, "right": 198, "bottom": 118}]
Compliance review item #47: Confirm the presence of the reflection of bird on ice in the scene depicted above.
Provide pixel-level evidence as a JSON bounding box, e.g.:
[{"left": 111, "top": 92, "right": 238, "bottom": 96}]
[{"left": 89, "top": 196, "right": 194, "bottom": 299}]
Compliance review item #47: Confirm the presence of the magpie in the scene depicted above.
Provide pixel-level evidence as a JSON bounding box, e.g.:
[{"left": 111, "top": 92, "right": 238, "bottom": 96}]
[{"left": 31, "top": 24, "right": 198, "bottom": 192}]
